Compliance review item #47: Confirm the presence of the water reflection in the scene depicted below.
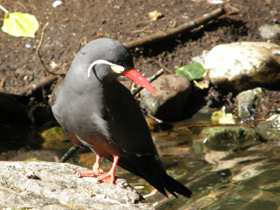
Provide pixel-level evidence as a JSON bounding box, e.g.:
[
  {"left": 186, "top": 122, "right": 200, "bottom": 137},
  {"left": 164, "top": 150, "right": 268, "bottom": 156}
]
[
  {"left": 156, "top": 135, "right": 280, "bottom": 210},
  {"left": 2, "top": 119, "right": 280, "bottom": 210}
]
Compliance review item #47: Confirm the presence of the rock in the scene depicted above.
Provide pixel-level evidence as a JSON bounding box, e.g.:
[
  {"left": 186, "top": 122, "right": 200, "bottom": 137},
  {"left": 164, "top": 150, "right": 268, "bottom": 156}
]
[
  {"left": 255, "top": 114, "right": 280, "bottom": 141},
  {"left": 193, "top": 126, "right": 260, "bottom": 152},
  {"left": 192, "top": 50, "right": 209, "bottom": 63},
  {"left": 205, "top": 42, "right": 280, "bottom": 91},
  {"left": 140, "top": 74, "right": 192, "bottom": 121},
  {"left": 0, "top": 161, "right": 153, "bottom": 210},
  {"left": 236, "top": 88, "right": 264, "bottom": 121},
  {"left": 259, "top": 24, "right": 280, "bottom": 40},
  {"left": 40, "top": 126, "right": 72, "bottom": 150}
]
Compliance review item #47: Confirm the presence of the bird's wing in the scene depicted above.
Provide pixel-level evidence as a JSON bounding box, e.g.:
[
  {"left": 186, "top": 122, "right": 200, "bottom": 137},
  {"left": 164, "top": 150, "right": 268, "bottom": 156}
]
[{"left": 102, "top": 80, "right": 158, "bottom": 156}]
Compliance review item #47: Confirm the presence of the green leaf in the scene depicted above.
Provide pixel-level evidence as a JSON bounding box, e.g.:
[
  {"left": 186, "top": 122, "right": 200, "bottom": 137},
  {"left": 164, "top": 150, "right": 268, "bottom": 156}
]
[
  {"left": 2, "top": 12, "right": 39, "bottom": 38},
  {"left": 175, "top": 62, "right": 206, "bottom": 81},
  {"left": 211, "top": 107, "right": 236, "bottom": 125}
]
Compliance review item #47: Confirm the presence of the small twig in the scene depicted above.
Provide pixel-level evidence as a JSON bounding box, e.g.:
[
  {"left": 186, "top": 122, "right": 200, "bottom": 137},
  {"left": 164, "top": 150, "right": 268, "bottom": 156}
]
[
  {"left": 19, "top": 75, "right": 58, "bottom": 96},
  {"left": 36, "top": 22, "right": 65, "bottom": 76},
  {"left": 0, "top": 5, "right": 9, "bottom": 13},
  {"left": 124, "top": 7, "right": 228, "bottom": 49},
  {"left": 59, "top": 145, "right": 80, "bottom": 163},
  {"left": 130, "top": 29, "right": 153, "bottom": 34},
  {"left": 146, "top": 112, "right": 163, "bottom": 124},
  {"left": 36, "top": 22, "right": 49, "bottom": 55},
  {"left": 0, "top": 75, "right": 9, "bottom": 90},
  {"left": 131, "top": 68, "right": 164, "bottom": 96},
  {"left": 157, "top": 60, "right": 173, "bottom": 74}
]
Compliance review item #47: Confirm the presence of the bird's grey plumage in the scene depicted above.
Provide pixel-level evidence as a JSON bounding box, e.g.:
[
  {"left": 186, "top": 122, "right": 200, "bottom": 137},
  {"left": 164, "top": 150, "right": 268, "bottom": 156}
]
[
  {"left": 52, "top": 38, "right": 156, "bottom": 156},
  {"left": 52, "top": 38, "right": 192, "bottom": 197}
]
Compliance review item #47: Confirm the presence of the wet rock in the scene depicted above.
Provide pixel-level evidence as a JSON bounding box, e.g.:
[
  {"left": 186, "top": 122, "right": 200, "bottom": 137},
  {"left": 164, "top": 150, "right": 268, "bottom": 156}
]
[
  {"left": 140, "top": 74, "right": 192, "bottom": 121},
  {"left": 193, "top": 126, "right": 260, "bottom": 152},
  {"left": 259, "top": 24, "right": 280, "bottom": 40},
  {"left": 0, "top": 161, "right": 153, "bottom": 210},
  {"left": 236, "top": 88, "right": 264, "bottom": 121},
  {"left": 40, "top": 126, "right": 72, "bottom": 150},
  {"left": 255, "top": 114, "right": 280, "bottom": 141},
  {"left": 205, "top": 42, "right": 280, "bottom": 91}
]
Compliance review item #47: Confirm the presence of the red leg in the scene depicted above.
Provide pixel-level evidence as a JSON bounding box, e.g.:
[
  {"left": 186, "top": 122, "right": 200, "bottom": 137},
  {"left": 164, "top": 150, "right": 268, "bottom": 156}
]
[
  {"left": 97, "top": 156, "right": 119, "bottom": 183},
  {"left": 77, "top": 155, "right": 104, "bottom": 177}
]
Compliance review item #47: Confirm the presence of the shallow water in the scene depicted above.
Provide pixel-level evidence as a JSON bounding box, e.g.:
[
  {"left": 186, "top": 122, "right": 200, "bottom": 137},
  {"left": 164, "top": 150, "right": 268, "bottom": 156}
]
[
  {"left": 147, "top": 119, "right": 280, "bottom": 210},
  {"left": 2, "top": 114, "right": 280, "bottom": 210}
]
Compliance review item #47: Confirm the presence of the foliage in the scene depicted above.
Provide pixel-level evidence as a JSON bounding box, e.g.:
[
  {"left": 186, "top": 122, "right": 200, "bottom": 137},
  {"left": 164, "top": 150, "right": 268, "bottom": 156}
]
[
  {"left": 175, "top": 62, "right": 206, "bottom": 88},
  {"left": 0, "top": 5, "right": 39, "bottom": 38},
  {"left": 175, "top": 62, "right": 206, "bottom": 81}
]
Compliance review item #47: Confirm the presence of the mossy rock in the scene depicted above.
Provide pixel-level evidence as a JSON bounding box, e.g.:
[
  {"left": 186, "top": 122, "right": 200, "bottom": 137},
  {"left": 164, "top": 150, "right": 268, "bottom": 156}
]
[
  {"left": 41, "top": 126, "right": 72, "bottom": 150},
  {"left": 193, "top": 126, "right": 260, "bottom": 152}
]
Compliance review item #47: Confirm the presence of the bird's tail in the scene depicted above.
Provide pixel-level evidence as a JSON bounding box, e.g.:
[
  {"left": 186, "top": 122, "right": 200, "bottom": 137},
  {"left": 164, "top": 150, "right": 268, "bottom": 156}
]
[
  {"left": 116, "top": 155, "right": 192, "bottom": 198},
  {"left": 162, "top": 171, "right": 192, "bottom": 198}
]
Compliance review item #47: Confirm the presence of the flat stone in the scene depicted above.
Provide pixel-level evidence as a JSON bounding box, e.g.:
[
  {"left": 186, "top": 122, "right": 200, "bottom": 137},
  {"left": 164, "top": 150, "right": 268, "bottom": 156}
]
[{"left": 0, "top": 161, "right": 153, "bottom": 210}]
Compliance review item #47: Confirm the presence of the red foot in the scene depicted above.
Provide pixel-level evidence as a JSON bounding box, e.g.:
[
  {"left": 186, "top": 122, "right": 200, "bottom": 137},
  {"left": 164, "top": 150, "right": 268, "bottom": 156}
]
[
  {"left": 77, "top": 155, "right": 119, "bottom": 184},
  {"left": 77, "top": 170, "right": 98, "bottom": 177},
  {"left": 97, "top": 172, "right": 116, "bottom": 183},
  {"left": 96, "top": 156, "right": 119, "bottom": 184},
  {"left": 77, "top": 161, "right": 103, "bottom": 177}
]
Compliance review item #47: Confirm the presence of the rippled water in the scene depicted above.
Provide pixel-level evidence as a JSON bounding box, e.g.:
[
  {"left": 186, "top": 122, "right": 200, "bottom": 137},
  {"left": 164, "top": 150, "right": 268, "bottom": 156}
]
[
  {"left": 147, "top": 120, "right": 280, "bottom": 210},
  {"left": 2, "top": 114, "right": 280, "bottom": 210}
]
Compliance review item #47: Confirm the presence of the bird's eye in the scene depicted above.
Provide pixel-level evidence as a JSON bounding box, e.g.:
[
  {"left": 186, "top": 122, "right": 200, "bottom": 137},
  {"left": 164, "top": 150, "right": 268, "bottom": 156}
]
[{"left": 111, "top": 65, "right": 125, "bottom": 74}]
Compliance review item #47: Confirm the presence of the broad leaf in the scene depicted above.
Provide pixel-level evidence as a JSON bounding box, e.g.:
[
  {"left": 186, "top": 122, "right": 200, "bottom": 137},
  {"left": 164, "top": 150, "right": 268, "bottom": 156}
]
[
  {"left": 175, "top": 62, "right": 206, "bottom": 81},
  {"left": 211, "top": 107, "right": 236, "bottom": 125},
  {"left": 2, "top": 12, "right": 39, "bottom": 38}
]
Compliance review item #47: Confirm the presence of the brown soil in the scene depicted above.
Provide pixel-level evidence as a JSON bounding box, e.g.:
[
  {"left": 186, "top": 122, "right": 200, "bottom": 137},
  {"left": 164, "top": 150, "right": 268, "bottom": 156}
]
[{"left": 0, "top": 0, "right": 280, "bottom": 123}]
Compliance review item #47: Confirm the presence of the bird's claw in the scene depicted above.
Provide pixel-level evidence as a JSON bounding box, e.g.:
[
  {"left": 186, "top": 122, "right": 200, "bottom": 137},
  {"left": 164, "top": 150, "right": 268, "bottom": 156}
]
[
  {"left": 76, "top": 170, "right": 96, "bottom": 177},
  {"left": 97, "top": 172, "right": 116, "bottom": 183},
  {"left": 76, "top": 169, "right": 102, "bottom": 178},
  {"left": 92, "top": 164, "right": 104, "bottom": 175}
]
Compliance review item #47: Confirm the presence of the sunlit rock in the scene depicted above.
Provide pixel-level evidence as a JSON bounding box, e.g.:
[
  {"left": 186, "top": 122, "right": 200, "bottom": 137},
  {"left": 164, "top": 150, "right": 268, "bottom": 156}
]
[
  {"left": 255, "top": 114, "right": 280, "bottom": 141},
  {"left": 0, "top": 161, "right": 152, "bottom": 210},
  {"left": 205, "top": 42, "right": 280, "bottom": 91},
  {"left": 259, "top": 24, "right": 280, "bottom": 40},
  {"left": 236, "top": 87, "right": 264, "bottom": 121}
]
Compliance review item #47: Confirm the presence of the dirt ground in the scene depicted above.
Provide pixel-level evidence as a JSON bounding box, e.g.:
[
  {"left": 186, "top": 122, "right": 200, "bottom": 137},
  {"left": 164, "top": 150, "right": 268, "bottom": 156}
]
[{"left": 0, "top": 0, "right": 280, "bottom": 121}]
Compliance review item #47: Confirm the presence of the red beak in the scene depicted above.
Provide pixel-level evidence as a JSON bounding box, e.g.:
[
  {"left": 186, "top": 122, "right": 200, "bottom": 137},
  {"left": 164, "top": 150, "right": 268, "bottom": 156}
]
[{"left": 121, "top": 68, "right": 156, "bottom": 96}]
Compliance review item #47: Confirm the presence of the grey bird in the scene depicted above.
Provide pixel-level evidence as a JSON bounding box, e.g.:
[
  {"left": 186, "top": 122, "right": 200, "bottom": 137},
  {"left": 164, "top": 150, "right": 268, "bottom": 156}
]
[{"left": 52, "top": 38, "right": 192, "bottom": 198}]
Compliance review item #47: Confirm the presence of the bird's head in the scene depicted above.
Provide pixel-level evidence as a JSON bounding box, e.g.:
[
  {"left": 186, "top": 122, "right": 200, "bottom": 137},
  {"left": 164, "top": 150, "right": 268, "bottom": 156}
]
[{"left": 83, "top": 38, "right": 156, "bottom": 96}]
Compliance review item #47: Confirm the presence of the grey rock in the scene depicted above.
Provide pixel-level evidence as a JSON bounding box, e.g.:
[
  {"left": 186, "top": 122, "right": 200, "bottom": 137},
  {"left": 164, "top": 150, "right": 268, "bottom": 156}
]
[
  {"left": 205, "top": 42, "right": 280, "bottom": 91},
  {"left": 255, "top": 114, "right": 280, "bottom": 141},
  {"left": 259, "top": 24, "right": 280, "bottom": 40},
  {"left": 236, "top": 88, "right": 264, "bottom": 121},
  {"left": 0, "top": 161, "right": 153, "bottom": 210},
  {"left": 193, "top": 126, "right": 260, "bottom": 152},
  {"left": 141, "top": 74, "right": 192, "bottom": 121}
]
